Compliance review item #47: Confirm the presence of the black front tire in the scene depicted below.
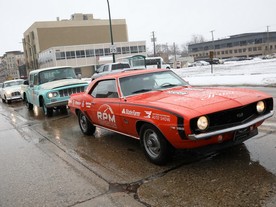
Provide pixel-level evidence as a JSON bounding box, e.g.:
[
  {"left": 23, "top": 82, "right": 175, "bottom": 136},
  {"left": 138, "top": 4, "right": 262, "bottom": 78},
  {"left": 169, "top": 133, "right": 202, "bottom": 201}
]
[
  {"left": 42, "top": 98, "right": 53, "bottom": 117},
  {"left": 78, "top": 111, "right": 96, "bottom": 135},
  {"left": 140, "top": 123, "right": 174, "bottom": 165}
]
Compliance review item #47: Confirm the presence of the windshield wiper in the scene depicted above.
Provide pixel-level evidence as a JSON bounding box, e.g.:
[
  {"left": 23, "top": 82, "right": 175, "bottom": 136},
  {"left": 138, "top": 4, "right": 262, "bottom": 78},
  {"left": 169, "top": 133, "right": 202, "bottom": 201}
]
[
  {"left": 132, "top": 89, "right": 152, "bottom": 94},
  {"left": 159, "top": 83, "right": 179, "bottom": 88}
]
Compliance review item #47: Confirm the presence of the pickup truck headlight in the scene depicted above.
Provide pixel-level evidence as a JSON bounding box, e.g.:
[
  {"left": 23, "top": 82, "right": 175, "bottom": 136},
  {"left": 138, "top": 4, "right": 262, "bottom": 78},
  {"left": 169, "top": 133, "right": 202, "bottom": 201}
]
[
  {"left": 197, "top": 116, "right": 209, "bottom": 131},
  {"left": 47, "top": 92, "right": 59, "bottom": 98},
  {"left": 256, "top": 101, "right": 265, "bottom": 114}
]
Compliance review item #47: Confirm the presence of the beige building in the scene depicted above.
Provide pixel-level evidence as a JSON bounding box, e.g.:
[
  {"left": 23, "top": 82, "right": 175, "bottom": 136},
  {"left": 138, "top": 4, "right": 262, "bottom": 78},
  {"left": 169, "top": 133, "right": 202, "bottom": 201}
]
[
  {"left": 0, "top": 51, "right": 25, "bottom": 82},
  {"left": 23, "top": 13, "right": 129, "bottom": 73}
]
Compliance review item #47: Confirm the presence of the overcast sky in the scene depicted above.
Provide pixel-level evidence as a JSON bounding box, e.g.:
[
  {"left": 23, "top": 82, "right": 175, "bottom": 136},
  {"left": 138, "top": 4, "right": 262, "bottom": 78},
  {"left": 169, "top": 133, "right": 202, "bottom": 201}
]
[{"left": 1, "top": 0, "right": 276, "bottom": 55}]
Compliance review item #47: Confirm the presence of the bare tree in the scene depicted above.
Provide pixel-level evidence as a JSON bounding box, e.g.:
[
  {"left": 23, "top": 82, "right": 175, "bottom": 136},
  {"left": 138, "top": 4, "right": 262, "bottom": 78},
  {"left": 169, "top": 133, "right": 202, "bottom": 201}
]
[{"left": 188, "top": 34, "right": 206, "bottom": 44}]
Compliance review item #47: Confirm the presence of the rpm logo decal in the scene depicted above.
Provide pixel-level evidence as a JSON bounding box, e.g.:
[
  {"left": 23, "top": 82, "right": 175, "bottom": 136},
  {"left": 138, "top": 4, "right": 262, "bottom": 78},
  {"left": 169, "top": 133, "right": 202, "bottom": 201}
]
[{"left": 97, "top": 104, "right": 117, "bottom": 128}]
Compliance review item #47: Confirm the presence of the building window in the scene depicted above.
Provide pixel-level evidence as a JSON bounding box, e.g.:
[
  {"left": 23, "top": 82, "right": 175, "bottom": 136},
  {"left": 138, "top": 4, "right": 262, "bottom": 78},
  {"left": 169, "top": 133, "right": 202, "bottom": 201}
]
[
  {"left": 56, "top": 51, "right": 65, "bottom": 60},
  {"left": 86, "top": 49, "right": 95, "bottom": 57},
  {"left": 95, "top": 49, "right": 104, "bottom": 56},
  {"left": 239, "top": 49, "right": 242, "bottom": 53},
  {"left": 229, "top": 50, "right": 233, "bottom": 54},
  {"left": 258, "top": 47, "right": 262, "bottom": 51},
  {"left": 122, "top": 46, "right": 130, "bottom": 54},
  {"left": 76, "top": 50, "right": 85, "bottom": 58},
  {"left": 225, "top": 50, "right": 228, "bottom": 54},
  {"left": 66, "top": 51, "right": 76, "bottom": 59},
  {"left": 104, "top": 48, "right": 111, "bottom": 56},
  {"left": 227, "top": 43, "right": 232, "bottom": 47},
  {"left": 248, "top": 48, "right": 252, "bottom": 51},
  {"left": 221, "top": 51, "right": 224, "bottom": 55},
  {"left": 234, "top": 50, "right": 237, "bottom": 53},
  {"left": 138, "top": 45, "right": 146, "bottom": 53},
  {"left": 116, "top": 47, "right": 122, "bottom": 54},
  {"left": 243, "top": 48, "right": 246, "bottom": 52},
  {"left": 130, "top": 46, "right": 138, "bottom": 54},
  {"left": 253, "top": 47, "right": 257, "bottom": 51}
]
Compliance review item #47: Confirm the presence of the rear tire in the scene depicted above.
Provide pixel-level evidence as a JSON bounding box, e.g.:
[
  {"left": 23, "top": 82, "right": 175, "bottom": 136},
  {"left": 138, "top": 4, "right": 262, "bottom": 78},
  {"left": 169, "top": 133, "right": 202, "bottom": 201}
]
[
  {"left": 140, "top": 123, "right": 174, "bottom": 165},
  {"left": 78, "top": 111, "right": 96, "bottom": 135},
  {"left": 26, "top": 98, "right": 33, "bottom": 110}
]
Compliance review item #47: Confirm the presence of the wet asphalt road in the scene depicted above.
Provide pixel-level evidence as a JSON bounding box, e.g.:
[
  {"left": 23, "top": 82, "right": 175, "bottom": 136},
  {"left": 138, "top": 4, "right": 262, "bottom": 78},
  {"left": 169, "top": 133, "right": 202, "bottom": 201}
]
[{"left": 0, "top": 86, "right": 275, "bottom": 207}]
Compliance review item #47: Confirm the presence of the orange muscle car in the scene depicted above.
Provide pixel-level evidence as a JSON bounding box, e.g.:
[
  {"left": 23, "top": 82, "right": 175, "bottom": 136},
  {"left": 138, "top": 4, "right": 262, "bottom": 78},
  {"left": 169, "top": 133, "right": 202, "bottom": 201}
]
[{"left": 68, "top": 69, "right": 274, "bottom": 165}]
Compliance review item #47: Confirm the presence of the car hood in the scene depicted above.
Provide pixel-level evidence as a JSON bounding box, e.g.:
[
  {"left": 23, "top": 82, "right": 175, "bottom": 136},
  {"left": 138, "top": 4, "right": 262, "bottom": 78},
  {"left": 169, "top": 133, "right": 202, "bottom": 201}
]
[
  {"left": 128, "top": 86, "right": 270, "bottom": 116},
  {"left": 41, "top": 79, "right": 87, "bottom": 90},
  {"left": 3, "top": 85, "right": 21, "bottom": 92}
]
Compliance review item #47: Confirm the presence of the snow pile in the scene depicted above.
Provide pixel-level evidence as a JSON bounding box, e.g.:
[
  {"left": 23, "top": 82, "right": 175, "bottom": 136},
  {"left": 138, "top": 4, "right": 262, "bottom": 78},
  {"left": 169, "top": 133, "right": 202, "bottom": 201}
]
[{"left": 173, "top": 58, "right": 276, "bottom": 86}]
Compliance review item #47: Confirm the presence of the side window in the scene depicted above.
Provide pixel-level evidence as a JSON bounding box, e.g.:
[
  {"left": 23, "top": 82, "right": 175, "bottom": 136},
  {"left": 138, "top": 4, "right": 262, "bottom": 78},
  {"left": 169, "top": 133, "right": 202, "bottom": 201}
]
[
  {"left": 103, "top": 65, "right": 109, "bottom": 72},
  {"left": 91, "top": 79, "right": 118, "bottom": 98},
  {"left": 33, "top": 74, "right": 39, "bottom": 85},
  {"left": 29, "top": 74, "right": 34, "bottom": 86}
]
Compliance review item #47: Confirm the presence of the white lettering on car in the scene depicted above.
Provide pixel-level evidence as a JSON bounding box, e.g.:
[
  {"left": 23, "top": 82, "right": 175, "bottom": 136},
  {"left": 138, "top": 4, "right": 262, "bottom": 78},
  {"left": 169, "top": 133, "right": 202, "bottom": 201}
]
[
  {"left": 97, "top": 104, "right": 117, "bottom": 128},
  {"left": 122, "top": 109, "right": 141, "bottom": 116},
  {"left": 85, "top": 102, "right": 92, "bottom": 108}
]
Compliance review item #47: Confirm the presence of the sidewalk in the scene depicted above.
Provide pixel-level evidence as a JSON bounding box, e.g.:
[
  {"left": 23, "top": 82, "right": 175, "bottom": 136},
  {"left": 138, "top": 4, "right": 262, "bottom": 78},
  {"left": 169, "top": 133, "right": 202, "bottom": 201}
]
[{"left": 0, "top": 110, "right": 143, "bottom": 207}]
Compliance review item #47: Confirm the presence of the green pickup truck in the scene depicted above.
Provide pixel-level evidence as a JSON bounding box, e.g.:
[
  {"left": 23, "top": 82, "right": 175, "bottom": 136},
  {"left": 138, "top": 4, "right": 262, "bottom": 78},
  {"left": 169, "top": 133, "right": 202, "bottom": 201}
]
[{"left": 24, "top": 66, "right": 88, "bottom": 116}]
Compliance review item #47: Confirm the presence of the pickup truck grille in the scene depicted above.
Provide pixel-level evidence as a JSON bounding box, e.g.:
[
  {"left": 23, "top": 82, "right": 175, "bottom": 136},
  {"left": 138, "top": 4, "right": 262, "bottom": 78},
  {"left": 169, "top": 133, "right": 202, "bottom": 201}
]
[{"left": 59, "top": 86, "right": 85, "bottom": 97}]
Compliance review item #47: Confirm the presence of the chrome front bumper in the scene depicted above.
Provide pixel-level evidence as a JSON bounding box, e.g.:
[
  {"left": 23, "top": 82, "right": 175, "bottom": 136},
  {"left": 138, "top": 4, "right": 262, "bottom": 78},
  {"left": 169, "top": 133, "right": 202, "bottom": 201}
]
[{"left": 188, "top": 111, "right": 274, "bottom": 140}]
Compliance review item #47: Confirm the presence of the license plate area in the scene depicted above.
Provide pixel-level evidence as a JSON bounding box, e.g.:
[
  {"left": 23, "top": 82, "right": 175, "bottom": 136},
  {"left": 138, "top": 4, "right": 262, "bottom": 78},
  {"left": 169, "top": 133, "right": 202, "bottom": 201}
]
[{"left": 234, "top": 126, "right": 257, "bottom": 142}]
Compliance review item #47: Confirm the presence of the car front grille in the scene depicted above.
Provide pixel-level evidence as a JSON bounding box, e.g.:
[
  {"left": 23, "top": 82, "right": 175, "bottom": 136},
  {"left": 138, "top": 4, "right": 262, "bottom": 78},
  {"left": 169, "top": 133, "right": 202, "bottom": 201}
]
[
  {"left": 11, "top": 91, "right": 21, "bottom": 96},
  {"left": 58, "top": 86, "right": 85, "bottom": 97},
  {"left": 190, "top": 98, "right": 273, "bottom": 134}
]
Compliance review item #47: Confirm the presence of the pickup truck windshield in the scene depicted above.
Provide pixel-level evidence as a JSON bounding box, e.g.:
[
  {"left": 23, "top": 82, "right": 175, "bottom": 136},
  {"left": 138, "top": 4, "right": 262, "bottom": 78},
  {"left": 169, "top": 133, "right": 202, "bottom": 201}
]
[{"left": 39, "top": 67, "right": 77, "bottom": 84}]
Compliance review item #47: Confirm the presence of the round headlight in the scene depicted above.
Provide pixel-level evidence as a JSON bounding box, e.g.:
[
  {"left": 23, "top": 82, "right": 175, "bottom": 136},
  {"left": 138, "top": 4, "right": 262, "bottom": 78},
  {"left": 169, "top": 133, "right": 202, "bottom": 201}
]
[
  {"left": 197, "top": 116, "right": 209, "bottom": 131},
  {"left": 256, "top": 101, "right": 265, "bottom": 114},
  {"left": 47, "top": 92, "right": 58, "bottom": 98}
]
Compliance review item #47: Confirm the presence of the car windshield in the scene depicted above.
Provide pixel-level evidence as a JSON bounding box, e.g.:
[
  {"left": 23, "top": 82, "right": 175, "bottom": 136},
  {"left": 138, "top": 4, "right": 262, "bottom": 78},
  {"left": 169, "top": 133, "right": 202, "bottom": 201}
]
[
  {"left": 39, "top": 67, "right": 77, "bottom": 84},
  {"left": 4, "top": 80, "right": 24, "bottom": 87},
  {"left": 119, "top": 70, "right": 189, "bottom": 96}
]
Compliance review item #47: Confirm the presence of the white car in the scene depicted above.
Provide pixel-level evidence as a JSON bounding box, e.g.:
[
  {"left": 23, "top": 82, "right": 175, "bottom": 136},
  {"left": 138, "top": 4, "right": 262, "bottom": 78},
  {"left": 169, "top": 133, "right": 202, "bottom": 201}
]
[
  {"left": 192, "top": 60, "right": 210, "bottom": 67},
  {"left": 1, "top": 79, "right": 24, "bottom": 104},
  {"left": 91, "top": 62, "right": 131, "bottom": 80}
]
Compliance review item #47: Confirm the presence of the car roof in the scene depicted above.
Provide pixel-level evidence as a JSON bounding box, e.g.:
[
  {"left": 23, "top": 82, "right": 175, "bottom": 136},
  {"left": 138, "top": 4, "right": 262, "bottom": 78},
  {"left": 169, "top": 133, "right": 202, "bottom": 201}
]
[
  {"left": 96, "top": 68, "right": 168, "bottom": 80},
  {"left": 29, "top": 66, "right": 73, "bottom": 74}
]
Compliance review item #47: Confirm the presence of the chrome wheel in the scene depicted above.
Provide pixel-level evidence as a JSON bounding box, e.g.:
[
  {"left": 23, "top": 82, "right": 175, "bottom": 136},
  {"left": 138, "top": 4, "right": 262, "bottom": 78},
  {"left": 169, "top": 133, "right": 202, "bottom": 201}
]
[
  {"left": 80, "top": 113, "right": 88, "bottom": 132},
  {"left": 78, "top": 111, "right": 96, "bottom": 135},
  {"left": 140, "top": 123, "right": 174, "bottom": 165},
  {"left": 143, "top": 129, "right": 161, "bottom": 158}
]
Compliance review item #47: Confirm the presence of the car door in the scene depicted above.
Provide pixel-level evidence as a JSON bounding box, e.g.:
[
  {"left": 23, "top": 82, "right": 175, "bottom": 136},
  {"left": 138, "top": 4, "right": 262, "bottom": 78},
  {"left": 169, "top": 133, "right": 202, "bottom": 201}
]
[
  {"left": 86, "top": 79, "right": 122, "bottom": 131},
  {"left": 32, "top": 73, "right": 41, "bottom": 106}
]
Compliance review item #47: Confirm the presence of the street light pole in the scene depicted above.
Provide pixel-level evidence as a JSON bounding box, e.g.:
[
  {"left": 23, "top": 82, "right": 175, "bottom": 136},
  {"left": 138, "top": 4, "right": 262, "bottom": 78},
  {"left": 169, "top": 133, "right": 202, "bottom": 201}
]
[{"left": 107, "top": 0, "right": 116, "bottom": 63}]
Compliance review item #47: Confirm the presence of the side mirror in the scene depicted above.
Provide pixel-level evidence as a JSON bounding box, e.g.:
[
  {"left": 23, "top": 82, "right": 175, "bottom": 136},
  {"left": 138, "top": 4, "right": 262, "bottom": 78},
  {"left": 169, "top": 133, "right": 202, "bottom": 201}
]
[{"left": 23, "top": 80, "right": 29, "bottom": 85}]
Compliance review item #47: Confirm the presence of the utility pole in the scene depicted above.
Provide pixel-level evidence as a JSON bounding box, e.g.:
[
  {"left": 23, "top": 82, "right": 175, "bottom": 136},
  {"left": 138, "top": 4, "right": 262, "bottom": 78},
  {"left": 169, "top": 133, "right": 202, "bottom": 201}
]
[
  {"left": 151, "top": 31, "right": 156, "bottom": 56},
  {"left": 266, "top": 25, "right": 270, "bottom": 55},
  {"left": 107, "top": 0, "right": 116, "bottom": 63},
  {"left": 210, "top": 30, "right": 215, "bottom": 74}
]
